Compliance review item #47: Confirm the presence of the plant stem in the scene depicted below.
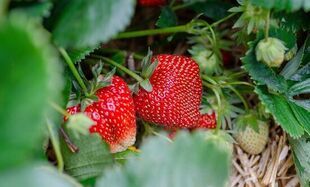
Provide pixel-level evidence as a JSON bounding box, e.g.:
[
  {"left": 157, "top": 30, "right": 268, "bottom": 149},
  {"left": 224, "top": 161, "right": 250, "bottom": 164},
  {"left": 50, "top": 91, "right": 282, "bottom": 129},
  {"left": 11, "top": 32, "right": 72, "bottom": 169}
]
[
  {"left": 202, "top": 81, "right": 215, "bottom": 89},
  {"left": 223, "top": 81, "right": 254, "bottom": 87},
  {"left": 115, "top": 25, "right": 188, "bottom": 39},
  {"left": 49, "top": 101, "right": 69, "bottom": 117},
  {"left": 226, "top": 85, "right": 249, "bottom": 111},
  {"left": 210, "top": 12, "right": 238, "bottom": 27},
  {"left": 92, "top": 55, "right": 144, "bottom": 82},
  {"left": 59, "top": 48, "right": 89, "bottom": 96},
  {"left": 202, "top": 75, "right": 218, "bottom": 85},
  {"left": 46, "top": 119, "right": 64, "bottom": 172},
  {"left": 172, "top": 2, "right": 194, "bottom": 10},
  {"left": 59, "top": 128, "right": 79, "bottom": 153},
  {"left": 264, "top": 10, "right": 270, "bottom": 41},
  {"left": 115, "top": 12, "right": 237, "bottom": 39}
]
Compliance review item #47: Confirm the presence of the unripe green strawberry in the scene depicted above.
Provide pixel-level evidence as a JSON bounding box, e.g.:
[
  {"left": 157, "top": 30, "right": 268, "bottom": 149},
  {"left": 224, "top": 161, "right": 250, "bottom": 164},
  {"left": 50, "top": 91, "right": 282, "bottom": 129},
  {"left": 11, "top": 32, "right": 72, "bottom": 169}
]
[
  {"left": 255, "top": 37, "right": 287, "bottom": 67},
  {"left": 234, "top": 122, "right": 269, "bottom": 155},
  {"left": 188, "top": 45, "right": 221, "bottom": 75}
]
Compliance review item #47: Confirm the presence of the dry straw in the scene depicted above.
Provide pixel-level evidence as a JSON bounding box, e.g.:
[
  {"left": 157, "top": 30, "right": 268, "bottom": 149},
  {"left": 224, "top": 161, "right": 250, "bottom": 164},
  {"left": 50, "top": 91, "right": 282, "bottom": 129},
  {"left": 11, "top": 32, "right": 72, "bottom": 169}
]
[{"left": 230, "top": 125, "right": 299, "bottom": 187}]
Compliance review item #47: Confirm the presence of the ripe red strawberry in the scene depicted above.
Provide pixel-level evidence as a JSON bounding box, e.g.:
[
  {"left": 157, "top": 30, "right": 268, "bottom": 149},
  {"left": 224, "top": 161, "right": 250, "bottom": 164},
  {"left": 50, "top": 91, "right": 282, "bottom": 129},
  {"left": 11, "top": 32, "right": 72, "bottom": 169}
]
[
  {"left": 138, "top": 0, "right": 166, "bottom": 7},
  {"left": 66, "top": 76, "right": 136, "bottom": 153},
  {"left": 134, "top": 54, "right": 210, "bottom": 128},
  {"left": 198, "top": 112, "right": 217, "bottom": 129}
]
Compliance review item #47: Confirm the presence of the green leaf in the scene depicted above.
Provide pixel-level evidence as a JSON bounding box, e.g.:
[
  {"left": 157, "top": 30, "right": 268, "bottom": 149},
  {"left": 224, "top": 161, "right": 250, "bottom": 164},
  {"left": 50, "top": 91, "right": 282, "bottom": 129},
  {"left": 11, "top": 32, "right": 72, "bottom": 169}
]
[
  {"left": 269, "top": 27, "right": 296, "bottom": 50},
  {"left": 52, "top": 0, "right": 135, "bottom": 48},
  {"left": 68, "top": 45, "right": 99, "bottom": 64},
  {"left": 288, "top": 102, "right": 310, "bottom": 134},
  {"left": 0, "top": 164, "right": 82, "bottom": 187},
  {"left": 190, "top": 1, "right": 233, "bottom": 21},
  {"left": 156, "top": 6, "right": 177, "bottom": 28},
  {"left": 289, "top": 135, "right": 310, "bottom": 186},
  {"left": 302, "top": 35, "right": 310, "bottom": 65},
  {"left": 0, "top": 14, "right": 63, "bottom": 170},
  {"left": 250, "top": 0, "right": 310, "bottom": 12},
  {"left": 61, "top": 131, "right": 114, "bottom": 181},
  {"left": 242, "top": 28, "right": 296, "bottom": 93},
  {"left": 255, "top": 86, "right": 304, "bottom": 138},
  {"left": 96, "top": 131, "right": 233, "bottom": 187},
  {"left": 288, "top": 78, "right": 310, "bottom": 96},
  {"left": 281, "top": 37, "right": 308, "bottom": 79},
  {"left": 290, "top": 63, "right": 310, "bottom": 81},
  {"left": 11, "top": 1, "right": 53, "bottom": 22},
  {"left": 275, "top": 11, "right": 310, "bottom": 31}
]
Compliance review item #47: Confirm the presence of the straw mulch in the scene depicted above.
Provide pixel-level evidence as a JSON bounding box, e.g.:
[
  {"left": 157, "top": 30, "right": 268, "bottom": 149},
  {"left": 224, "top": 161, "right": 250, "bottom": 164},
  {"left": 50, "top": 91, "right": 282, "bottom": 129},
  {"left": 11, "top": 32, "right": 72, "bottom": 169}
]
[{"left": 230, "top": 125, "right": 299, "bottom": 187}]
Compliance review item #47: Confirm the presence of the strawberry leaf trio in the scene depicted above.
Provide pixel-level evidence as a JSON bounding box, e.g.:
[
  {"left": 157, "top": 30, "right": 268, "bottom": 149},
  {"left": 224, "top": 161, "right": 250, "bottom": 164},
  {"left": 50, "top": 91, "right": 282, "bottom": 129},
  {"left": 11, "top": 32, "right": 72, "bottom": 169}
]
[{"left": 65, "top": 54, "right": 216, "bottom": 153}]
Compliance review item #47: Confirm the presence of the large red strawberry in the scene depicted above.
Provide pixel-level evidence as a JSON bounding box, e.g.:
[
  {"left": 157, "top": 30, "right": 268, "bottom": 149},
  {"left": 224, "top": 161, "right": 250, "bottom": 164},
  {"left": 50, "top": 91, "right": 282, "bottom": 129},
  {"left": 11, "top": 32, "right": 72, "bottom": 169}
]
[
  {"left": 134, "top": 54, "right": 211, "bottom": 128},
  {"left": 66, "top": 76, "right": 136, "bottom": 153},
  {"left": 138, "top": 0, "right": 166, "bottom": 7}
]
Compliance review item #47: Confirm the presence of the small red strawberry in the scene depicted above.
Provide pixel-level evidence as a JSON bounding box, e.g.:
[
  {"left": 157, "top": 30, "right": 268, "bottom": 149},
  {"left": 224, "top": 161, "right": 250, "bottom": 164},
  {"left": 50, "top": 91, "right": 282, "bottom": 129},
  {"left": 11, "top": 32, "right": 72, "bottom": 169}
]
[
  {"left": 138, "top": 0, "right": 166, "bottom": 7},
  {"left": 66, "top": 76, "right": 136, "bottom": 153},
  {"left": 221, "top": 50, "right": 233, "bottom": 67},
  {"left": 198, "top": 112, "right": 217, "bottom": 129},
  {"left": 134, "top": 54, "right": 210, "bottom": 128}
]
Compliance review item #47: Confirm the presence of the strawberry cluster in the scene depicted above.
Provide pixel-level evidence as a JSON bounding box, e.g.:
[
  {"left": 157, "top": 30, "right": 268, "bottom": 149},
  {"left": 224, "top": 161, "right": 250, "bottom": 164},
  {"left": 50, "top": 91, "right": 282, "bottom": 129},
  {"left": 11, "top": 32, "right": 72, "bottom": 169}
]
[{"left": 65, "top": 54, "right": 216, "bottom": 153}]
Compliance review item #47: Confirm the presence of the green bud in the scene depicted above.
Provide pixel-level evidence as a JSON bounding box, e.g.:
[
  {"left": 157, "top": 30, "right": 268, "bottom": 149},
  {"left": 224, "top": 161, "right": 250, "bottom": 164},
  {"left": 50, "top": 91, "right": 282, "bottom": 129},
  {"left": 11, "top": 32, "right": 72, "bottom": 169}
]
[
  {"left": 255, "top": 37, "right": 287, "bottom": 67},
  {"left": 189, "top": 45, "right": 221, "bottom": 75}
]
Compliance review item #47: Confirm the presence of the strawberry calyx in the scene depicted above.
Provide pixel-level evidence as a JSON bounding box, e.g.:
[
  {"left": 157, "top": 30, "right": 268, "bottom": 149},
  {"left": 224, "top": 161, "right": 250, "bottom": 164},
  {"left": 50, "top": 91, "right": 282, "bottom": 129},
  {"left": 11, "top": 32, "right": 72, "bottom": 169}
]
[
  {"left": 92, "top": 51, "right": 158, "bottom": 94},
  {"left": 70, "top": 62, "right": 117, "bottom": 111},
  {"left": 234, "top": 110, "right": 264, "bottom": 133},
  {"left": 127, "top": 48, "right": 159, "bottom": 94}
]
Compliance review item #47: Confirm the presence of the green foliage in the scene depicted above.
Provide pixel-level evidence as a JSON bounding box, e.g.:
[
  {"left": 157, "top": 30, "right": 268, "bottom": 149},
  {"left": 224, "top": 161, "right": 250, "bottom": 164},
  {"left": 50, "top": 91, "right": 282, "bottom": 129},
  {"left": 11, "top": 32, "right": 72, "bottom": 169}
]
[
  {"left": 68, "top": 46, "right": 99, "bottom": 64},
  {"left": 96, "top": 131, "right": 233, "bottom": 187},
  {"left": 290, "top": 135, "right": 310, "bottom": 186},
  {"left": 0, "top": 14, "right": 63, "bottom": 170},
  {"left": 60, "top": 131, "right": 114, "bottom": 181},
  {"left": 242, "top": 38, "right": 288, "bottom": 93},
  {"left": 242, "top": 27, "right": 310, "bottom": 138},
  {"left": 11, "top": 1, "right": 52, "bottom": 21},
  {"left": 52, "top": 0, "right": 136, "bottom": 48},
  {"left": 255, "top": 86, "right": 305, "bottom": 138},
  {"left": 250, "top": 0, "right": 310, "bottom": 12},
  {"left": 190, "top": 1, "right": 232, "bottom": 21},
  {"left": 0, "top": 164, "right": 82, "bottom": 187},
  {"left": 275, "top": 11, "right": 310, "bottom": 31},
  {"left": 156, "top": 7, "right": 177, "bottom": 28}
]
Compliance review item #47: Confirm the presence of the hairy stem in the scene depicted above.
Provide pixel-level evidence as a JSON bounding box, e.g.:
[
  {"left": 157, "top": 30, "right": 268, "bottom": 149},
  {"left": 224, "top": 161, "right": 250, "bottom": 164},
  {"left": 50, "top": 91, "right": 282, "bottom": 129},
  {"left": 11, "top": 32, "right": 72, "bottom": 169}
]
[
  {"left": 60, "top": 128, "right": 79, "bottom": 153},
  {"left": 49, "top": 101, "right": 69, "bottom": 117},
  {"left": 264, "top": 10, "right": 270, "bottom": 41},
  {"left": 115, "top": 12, "right": 237, "bottom": 39},
  {"left": 115, "top": 25, "right": 188, "bottom": 39},
  {"left": 46, "top": 119, "right": 64, "bottom": 172},
  {"left": 211, "top": 12, "right": 238, "bottom": 27},
  {"left": 59, "top": 48, "right": 89, "bottom": 96}
]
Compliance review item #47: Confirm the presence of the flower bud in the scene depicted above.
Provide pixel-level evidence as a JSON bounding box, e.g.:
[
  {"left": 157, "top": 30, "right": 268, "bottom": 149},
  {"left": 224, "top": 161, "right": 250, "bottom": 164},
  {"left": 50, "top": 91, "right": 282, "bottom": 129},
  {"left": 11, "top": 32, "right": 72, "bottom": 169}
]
[{"left": 255, "top": 37, "right": 287, "bottom": 67}]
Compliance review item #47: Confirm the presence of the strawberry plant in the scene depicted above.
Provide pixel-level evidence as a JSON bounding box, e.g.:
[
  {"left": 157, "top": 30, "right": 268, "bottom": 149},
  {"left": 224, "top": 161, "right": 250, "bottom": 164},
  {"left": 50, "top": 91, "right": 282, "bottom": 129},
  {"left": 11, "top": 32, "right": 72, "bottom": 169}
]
[{"left": 0, "top": 0, "right": 309, "bottom": 186}]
